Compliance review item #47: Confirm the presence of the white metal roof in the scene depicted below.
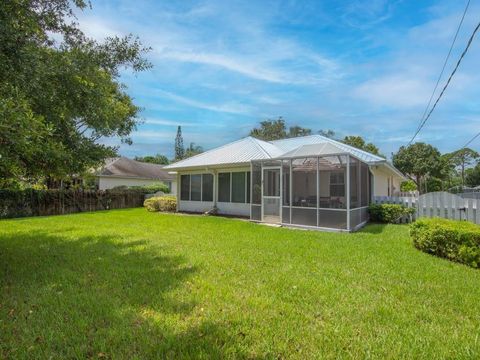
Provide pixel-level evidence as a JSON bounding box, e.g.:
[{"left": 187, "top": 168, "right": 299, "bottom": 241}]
[
  {"left": 164, "top": 137, "right": 283, "bottom": 170},
  {"left": 165, "top": 134, "right": 400, "bottom": 177}
]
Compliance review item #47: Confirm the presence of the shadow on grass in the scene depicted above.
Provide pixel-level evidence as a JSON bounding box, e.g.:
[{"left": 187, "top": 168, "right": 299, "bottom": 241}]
[
  {"left": 0, "top": 231, "right": 254, "bottom": 358},
  {"left": 358, "top": 223, "right": 389, "bottom": 234}
]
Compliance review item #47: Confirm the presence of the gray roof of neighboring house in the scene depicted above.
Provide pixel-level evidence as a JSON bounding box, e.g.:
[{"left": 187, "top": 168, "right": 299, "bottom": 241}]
[
  {"left": 165, "top": 134, "right": 403, "bottom": 178},
  {"left": 98, "top": 157, "right": 175, "bottom": 181}
]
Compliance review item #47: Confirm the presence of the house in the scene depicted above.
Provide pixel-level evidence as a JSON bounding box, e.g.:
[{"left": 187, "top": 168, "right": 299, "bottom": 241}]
[
  {"left": 96, "top": 157, "right": 177, "bottom": 194},
  {"left": 164, "top": 135, "right": 405, "bottom": 231}
]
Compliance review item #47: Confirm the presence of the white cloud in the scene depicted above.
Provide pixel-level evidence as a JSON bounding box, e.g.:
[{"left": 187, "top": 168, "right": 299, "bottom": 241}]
[
  {"left": 153, "top": 90, "right": 254, "bottom": 115},
  {"left": 352, "top": 75, "right": 432, "bottom": 108}
]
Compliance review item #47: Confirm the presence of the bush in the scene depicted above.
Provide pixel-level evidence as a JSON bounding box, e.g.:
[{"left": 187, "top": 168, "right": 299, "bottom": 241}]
[
  {"left": 113, "top": 182, "right": 170, "bottom": 194},
  {"left": 144, "top": 196, "right": 177, "bottom": 212},
  {"left": 368, "top": 203, "right": 415, "bottom": 223},
  {"left": 410, "top": 218, "right": 480, "bottom": 268},
  {"left": 400, "top": 180, "right": 417, "bottom": 192}
]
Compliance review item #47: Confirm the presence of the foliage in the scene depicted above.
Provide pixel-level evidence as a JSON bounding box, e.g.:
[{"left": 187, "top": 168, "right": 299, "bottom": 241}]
[
  {"left": 174, "top": 126, "right": 185, "bottom": 160},
  {"left": 134, "top": 154, "right": 169, "bottom": 165},
  {"left": 184, "top": 142, "right": 204, "bottom": 159},
  {"left": 2, "top": 210, "right": 480, "bottom": 358},
  {"left": 392, "top": 143, "right": 443, "bottom": 193},
  {"left": 425, "top": 177, "right": 444, "bottom": 192},
  {"left": 0, "top": 0, "right": 151, "bottom": 186},
  {"left": 342, "top": 136, "right": 383, "bottom": 156},
  {"left": 368, "top": 203, "right": 415, "bottom": 223},
  {"left": 128, "top": 182, "right": 170, "bottom": 194},
  {"left": 411, "top": 218, "right": 480, "bottom": 268},
  {"left": 143, "top": 195, "right": 177, "bottom": 212},
  {"left": 400, "top": 180, "right": 417, "bottom": 192},
  {"left": 249, "top": 117, "right": 311, "bottom": 141},
  {"left": 318, "top": 129, "right": 336, "bottom": 138},
  {"left": 0, "top": 188, "right": 146, "bottom": 218},
  {"left": 466, "top": 164, "right": 480, "bottom": 187},
  {"left": 445, "top": 148, "right": 479, "bottom": 186},
  {"left": 288, "top": 126, "right": 312, "bottom": 137}
]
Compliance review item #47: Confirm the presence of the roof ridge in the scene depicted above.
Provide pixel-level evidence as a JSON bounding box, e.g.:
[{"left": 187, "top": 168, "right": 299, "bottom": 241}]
[{"left": 249, "top": 137, "right": 276, "bottom": 158}]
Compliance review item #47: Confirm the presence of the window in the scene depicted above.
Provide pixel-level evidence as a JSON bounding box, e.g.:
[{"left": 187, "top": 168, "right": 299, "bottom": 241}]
[
  {"left": 202, "top": 174, "right": 213, "bottom": 201},
  {"left": 232, "top": 172, "right": 246, "bottom": 203},
  {"left": 180, "top": 173, "right": 213, "bottom": 202},
  {"left": 219, "top": 171, "right": 250, "bottom": 203},
  {"left": 218, "top": 172, "right": 231, "bottom": 202},
  {"left": 191, "top": 174, "right": 202, "bottom": 201},
  {"left": 180, "top": 175, "right": 190, "bottom": 201}
]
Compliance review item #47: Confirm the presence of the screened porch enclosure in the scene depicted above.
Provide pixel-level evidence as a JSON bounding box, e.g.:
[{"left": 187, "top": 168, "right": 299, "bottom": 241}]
[{"left": 250, "top": 155, "right": 371, "bottom": 231}]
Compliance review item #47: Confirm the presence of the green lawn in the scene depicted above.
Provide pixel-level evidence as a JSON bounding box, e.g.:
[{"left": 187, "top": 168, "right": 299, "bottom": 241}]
[{"left": 1, "top": 209, "right": 480, "bottom": 359}]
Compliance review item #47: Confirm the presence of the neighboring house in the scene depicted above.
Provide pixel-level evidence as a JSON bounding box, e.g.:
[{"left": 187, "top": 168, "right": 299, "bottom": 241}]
[
  {"left": 96, "top": 157, "right": 177, "bottom": 194},
  {"left": 165, "top": 135, "right": 405, "bottom": 231}
]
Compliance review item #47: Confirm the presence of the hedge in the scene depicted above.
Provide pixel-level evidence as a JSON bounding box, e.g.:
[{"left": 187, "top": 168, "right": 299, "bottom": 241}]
[
  {"left": 410, "top": 218, "right": 480, "bottom": 268},
  {"left": 0, "top": 188, "right": 152, "bottom": 219},
  {"left": 368, "top": 203, "right": 415, "bottom": 223},
  {"left": 144, "top": 196, "right": 177, "bottom": 212}
]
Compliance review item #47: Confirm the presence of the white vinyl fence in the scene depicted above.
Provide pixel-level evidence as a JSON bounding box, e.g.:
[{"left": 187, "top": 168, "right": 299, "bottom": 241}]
[{"left": 374, "top": 191, "right": 480, "bottom": 224}]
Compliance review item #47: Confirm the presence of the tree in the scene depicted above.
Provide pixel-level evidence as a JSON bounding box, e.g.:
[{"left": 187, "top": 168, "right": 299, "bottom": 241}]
[
  {"left": 250, "top": 117, "right": 287, "bottom": 140},
  {"left": 0, "top": 0, "right": 151, "bottom": 188},
  {"left": 134, "top": 154, "right": 169, "bottom": 165},
  {"left": 250, "top": 117, "right": 312, "bottom": 141},
  {"left": 318, "top": 129, "right": 336, "bottom": 138},
  {"left": 342, "top": 136, "right": 383, "bottom": 157},
  {"left": 466, "top": 164, "right": 480, "bottom": 187},
  {"left": 174, "top": 126, "right": 185, "bottom": 160},
  {"left": 392, "top": 143, "right": 443, "bottom": 193},
  {"left": 400, "top": 180, "right": 417, "bottom": 192},
  {"left": 444, "top": 148, "right": 479, "bottom": 187},
  {"left": 288, "top": 126, "right": 312, "bottom": 137},
  {"left": 184, "top": 143, "right": 204, "bottom": 158}
]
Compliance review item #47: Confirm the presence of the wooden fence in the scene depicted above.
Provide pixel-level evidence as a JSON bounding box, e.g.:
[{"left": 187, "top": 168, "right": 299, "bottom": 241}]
[
  {"left": 374, "top": 191, "right": 480, "bottom": 224},
  {"left": 0, "top": 189, "right": 148, "bottom": 219}
]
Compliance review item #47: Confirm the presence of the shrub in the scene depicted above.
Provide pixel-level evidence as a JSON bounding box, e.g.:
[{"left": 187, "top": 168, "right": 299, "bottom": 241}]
[
  {"left": 144, "top": 196, "right": 177, "bottom": 212},
  {"left": 133, "top": 182, "right": 170, "bottom": 194},
  {"left": 410, "top": 218, "right": 480, "bottom": 268},
  {"left": 368, "top": 203, "right": 415, "bottom": 223},
  {"left": 113, "top": 182, "right": 170, "bottom": 194},
  {"left": 400, "top": 180, "right": 417, "bottom": 192}
]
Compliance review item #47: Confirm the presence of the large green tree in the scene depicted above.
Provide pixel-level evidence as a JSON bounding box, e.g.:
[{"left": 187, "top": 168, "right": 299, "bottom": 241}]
[
  {"left": 392, "top": 143, "right": 443, "bottom": 193},
  {"left": 250, "top": 117, "right": 311, "bottom": 141},
  {"left": 342, "top": 136, "right": 383, "bottom": 157},
  {"left": 0, "top": 0, "right": 150, "bottom": 188}
]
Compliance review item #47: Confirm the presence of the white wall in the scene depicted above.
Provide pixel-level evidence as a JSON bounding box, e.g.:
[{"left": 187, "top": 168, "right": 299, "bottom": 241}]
[
  {"left": 370, "top": 167, "right": 402, "bottom": 197},
  {"left": 98, "top": 176, "right": 176, "bottom": 195}
]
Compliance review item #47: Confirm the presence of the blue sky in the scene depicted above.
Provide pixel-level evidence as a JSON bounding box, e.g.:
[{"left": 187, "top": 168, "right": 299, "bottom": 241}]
[{"left": 77, "top": 0, "right": 480, "bottom": 159}]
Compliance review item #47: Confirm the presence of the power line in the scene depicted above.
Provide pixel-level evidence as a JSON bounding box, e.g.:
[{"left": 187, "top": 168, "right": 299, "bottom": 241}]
[
  {"left": 408, "top": 0, "right": 474, "bottom": 145},
  {"left": 462, "top": 131, "right": 480, "bottom": 149}
]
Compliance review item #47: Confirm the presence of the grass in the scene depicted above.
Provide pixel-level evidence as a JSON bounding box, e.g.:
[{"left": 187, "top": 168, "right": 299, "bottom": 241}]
[{"left": 1, "top": 209, "right": 480, "bottom": 359}]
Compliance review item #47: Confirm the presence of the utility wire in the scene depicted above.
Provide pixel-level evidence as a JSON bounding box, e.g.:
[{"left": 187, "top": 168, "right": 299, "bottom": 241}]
[
  {"left": 461, "top": 131, "right": 480, "bottom": 149},
  {"left": 408, "top": 0, "right": 473, "bottom": 145}
]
